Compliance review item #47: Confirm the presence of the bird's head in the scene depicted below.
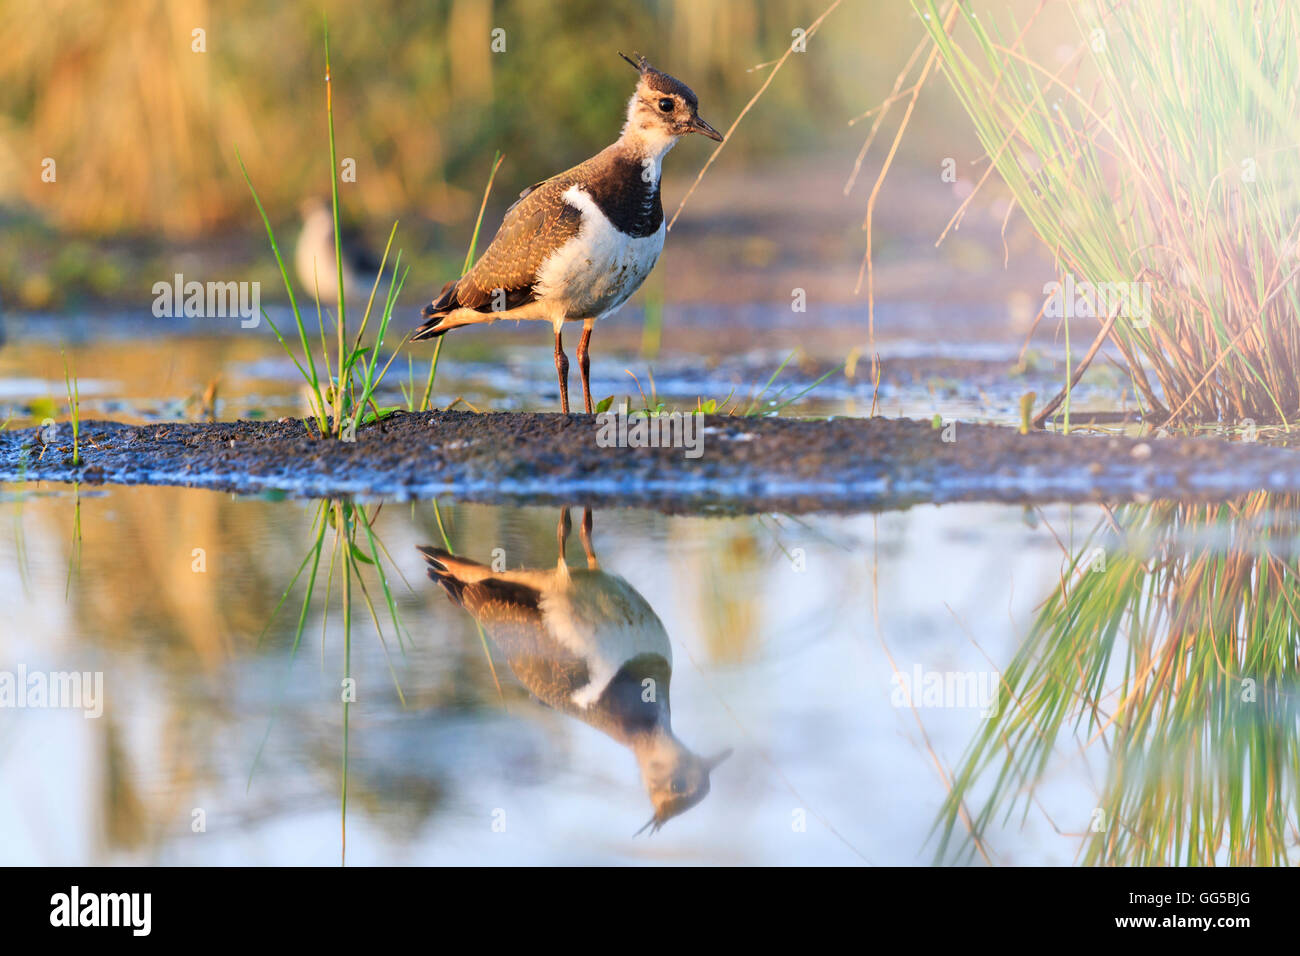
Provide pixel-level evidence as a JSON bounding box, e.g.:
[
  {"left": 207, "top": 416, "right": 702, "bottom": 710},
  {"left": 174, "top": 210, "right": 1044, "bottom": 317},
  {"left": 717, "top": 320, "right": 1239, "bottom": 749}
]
[
  {"left": 633, "top": 735, "right": 732, "bottom": 835},
  {"left": 299, "top": 196, "right": 331, "bottom": 220},
  {"left": 618, "top": 52, "right": 724, "bottom": 154}
]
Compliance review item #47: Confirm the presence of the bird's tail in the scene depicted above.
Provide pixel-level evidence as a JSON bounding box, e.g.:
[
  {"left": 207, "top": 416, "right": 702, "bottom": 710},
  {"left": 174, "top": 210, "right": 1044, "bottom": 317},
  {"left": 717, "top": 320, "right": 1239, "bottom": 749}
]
[
  {"left": 413, "top": 280, "right": 464, "bottom": 340},
  {"left": 417, "top": 546, "right": 494, "bottom": 605}
]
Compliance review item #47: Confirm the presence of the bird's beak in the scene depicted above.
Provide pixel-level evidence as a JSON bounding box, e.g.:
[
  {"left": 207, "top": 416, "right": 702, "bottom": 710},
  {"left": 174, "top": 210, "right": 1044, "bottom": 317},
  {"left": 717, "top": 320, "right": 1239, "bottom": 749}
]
[
  {"left": 690, "top": 115, "right": 724, "bottom": 142},
  {"left": 704, "top": 747, "right": 733, "bottom": 772}
]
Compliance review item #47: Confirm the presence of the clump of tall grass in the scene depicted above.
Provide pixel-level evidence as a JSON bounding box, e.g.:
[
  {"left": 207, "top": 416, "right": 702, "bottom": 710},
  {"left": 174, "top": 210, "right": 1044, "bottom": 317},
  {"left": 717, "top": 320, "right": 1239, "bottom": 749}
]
[
  {"left": 938, "top": 492, "right": 1300, "bottom": 865},
  {"left": 238, "top": 25, "right": 407, "bottom": 441},
  {"left": 896, "top": 1, "right": 1300, "bottom": 426}
]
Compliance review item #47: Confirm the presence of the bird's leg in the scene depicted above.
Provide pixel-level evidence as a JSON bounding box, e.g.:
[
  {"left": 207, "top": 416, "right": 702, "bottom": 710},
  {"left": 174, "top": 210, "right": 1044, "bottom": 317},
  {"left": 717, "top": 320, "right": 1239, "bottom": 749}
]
[
  {"left": 576, "top": 319, "right": 594, "bottom": 414},
  {"left": 557, "top": 506, "right": 572, "bottom": 563},
  {"left": 579, "top": 507, "right": 598, "bottom": 569},
  {"left": 554, "top": 329, "right": 571, "bottom": 414}
]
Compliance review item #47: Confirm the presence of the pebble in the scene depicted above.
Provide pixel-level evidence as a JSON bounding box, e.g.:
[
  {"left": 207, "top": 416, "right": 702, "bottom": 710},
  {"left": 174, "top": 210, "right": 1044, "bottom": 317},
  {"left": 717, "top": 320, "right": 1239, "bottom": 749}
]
[{"left": 1131, "top": 442, "right": 1152, "bottom": 459}]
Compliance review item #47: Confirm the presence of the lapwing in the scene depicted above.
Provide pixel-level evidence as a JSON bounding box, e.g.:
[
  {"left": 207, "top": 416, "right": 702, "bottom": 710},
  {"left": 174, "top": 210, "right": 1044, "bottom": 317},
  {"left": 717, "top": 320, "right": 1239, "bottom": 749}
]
[
  {"left": 295, "top": 197, "right": 381, "bottom": 305},
  {"left": 419, "top": 507, "right": 730, "bottom": 833},
  {"left": 413, "top": 53, "right": 724, "bottom": 413}
]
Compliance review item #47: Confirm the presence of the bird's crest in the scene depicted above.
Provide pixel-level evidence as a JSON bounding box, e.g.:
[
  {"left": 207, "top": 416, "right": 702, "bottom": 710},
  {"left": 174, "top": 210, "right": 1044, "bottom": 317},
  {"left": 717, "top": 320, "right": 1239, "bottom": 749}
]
[
  {"left": 616, "top": 51, "right": 700, "bottom": 109},
  {"left": 618, "top": 50, "right": 651, "bottom": 74}
]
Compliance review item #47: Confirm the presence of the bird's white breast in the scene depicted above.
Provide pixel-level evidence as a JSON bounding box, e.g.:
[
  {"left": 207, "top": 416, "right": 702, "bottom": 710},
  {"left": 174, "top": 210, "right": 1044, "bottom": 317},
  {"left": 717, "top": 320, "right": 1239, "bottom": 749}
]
[
  {"left": 534, "top": 185, "right": 665, "bottom": 321},
  {"left": 541, "top": 571, "right": 671, "bottom": 710}
]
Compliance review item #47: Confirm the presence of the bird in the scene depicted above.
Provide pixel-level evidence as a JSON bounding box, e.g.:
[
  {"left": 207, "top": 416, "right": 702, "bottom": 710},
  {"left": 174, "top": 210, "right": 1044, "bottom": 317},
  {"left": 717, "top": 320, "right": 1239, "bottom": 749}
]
[
  {"left": 295, "top": 197, "right": 381, "bottom": 305},
  {"left": 419, "top": 507, "right": 730, "bottom": 833},
  {"left": 413, "top": 53, "right": 724, "bottom": 413}
]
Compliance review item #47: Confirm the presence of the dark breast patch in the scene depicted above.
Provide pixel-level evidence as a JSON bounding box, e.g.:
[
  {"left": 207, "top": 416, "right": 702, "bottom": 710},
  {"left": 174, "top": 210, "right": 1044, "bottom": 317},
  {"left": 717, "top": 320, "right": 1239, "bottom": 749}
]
[
  {"left": 427, "top": 144, "right": 663, "bottom": 323},
  {"left": 579, "top": 152, "right": 663, "bottom": 239}
]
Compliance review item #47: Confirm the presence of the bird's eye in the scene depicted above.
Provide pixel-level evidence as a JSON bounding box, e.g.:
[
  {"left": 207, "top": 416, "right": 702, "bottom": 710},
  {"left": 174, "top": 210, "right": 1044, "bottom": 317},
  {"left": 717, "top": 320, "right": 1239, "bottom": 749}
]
[{"left": 658, "top": 98, "right": 674, "bottom": 113}]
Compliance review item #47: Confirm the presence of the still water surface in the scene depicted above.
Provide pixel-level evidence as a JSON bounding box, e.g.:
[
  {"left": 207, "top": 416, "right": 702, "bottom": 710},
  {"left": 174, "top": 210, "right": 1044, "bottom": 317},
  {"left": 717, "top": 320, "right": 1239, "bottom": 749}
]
[
  {"left": 3, "top": 485, "right": 1096, "bottom": 864},
  {"left": 1, "top": 319, "right": 1294, "bottom": 865}
]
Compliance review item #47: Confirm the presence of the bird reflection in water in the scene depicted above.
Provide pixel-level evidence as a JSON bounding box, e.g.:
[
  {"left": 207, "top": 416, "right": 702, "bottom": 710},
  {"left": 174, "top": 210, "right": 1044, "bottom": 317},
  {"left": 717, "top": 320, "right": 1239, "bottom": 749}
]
[{"left": 419, "top": 507, "right": 730, "bottom": 833}]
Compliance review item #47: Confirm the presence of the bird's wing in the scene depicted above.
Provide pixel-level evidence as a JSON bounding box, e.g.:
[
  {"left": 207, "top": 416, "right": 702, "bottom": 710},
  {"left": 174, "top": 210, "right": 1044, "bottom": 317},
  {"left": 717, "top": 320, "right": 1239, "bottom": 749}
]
[
  {"left": 419, "top": 546, "right": 592, "bottom": 707},
  {"left": 450, "top": 163, "right": 590, "bottom": 310},
  {"left": 420, "top": 546, "right": 544, "bottom": 630},
  {"left": 505, "top": 180, "right": 547, "bottom": 216},
  {"left": 455, "top": 578, "right": 593, "bottom": 706}
]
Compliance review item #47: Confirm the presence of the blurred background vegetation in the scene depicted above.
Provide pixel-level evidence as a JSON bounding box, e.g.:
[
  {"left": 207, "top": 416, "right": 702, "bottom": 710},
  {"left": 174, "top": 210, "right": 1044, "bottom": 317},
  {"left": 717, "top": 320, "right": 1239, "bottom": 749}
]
[
  {"left": 0, "top": 0, "right": 1002, "bottom": 310},
  {"left": 0, "top": 0, "right": 936, "bottom": 233}
]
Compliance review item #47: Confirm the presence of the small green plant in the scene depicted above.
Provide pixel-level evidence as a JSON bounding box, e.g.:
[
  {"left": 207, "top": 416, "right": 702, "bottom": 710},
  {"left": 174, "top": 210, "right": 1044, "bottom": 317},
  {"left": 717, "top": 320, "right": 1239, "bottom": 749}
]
[
  {"left": 398, "top": 356, "right": 422, "bottom": 412},
  {"left": 62, "top": 351, "right": 80, "bottom": 466},
  {"left": 1017, "top": 391, "right": 1036, "bottom": 435},
  {"left": 738, "top": 350, "right": 843, "bottom": 417},
  {"left": 695, "top": 396, "right": 722, "bottom": 415},
  {"left": 237, "top": 21, "right": 407, "bottom": 441}
]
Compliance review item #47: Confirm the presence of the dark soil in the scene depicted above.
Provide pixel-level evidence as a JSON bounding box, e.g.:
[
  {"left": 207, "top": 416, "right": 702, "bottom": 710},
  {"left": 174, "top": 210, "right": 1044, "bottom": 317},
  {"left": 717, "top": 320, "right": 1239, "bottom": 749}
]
[{"left": 1, "top": 411, "right": 1294, "bottom": 514}]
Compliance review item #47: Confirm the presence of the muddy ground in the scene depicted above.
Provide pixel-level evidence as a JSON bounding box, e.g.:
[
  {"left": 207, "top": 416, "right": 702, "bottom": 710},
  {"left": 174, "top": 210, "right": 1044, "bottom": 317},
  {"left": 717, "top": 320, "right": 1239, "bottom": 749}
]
[{"left": 2, "top": 410, "right": 1297, "bottom": 514}]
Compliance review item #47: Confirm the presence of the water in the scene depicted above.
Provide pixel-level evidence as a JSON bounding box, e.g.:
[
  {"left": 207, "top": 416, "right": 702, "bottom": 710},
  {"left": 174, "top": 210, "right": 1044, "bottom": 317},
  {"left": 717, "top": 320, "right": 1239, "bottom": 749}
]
[
  {"left": 1, "top": 317, "right": 1295, "bottom": 865},
  {"left": 1, "top": 484, "right": 1091, "bottom": 864},
  {"left": 0, "top": 306, "right": 1110, "bottom": 427}
]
